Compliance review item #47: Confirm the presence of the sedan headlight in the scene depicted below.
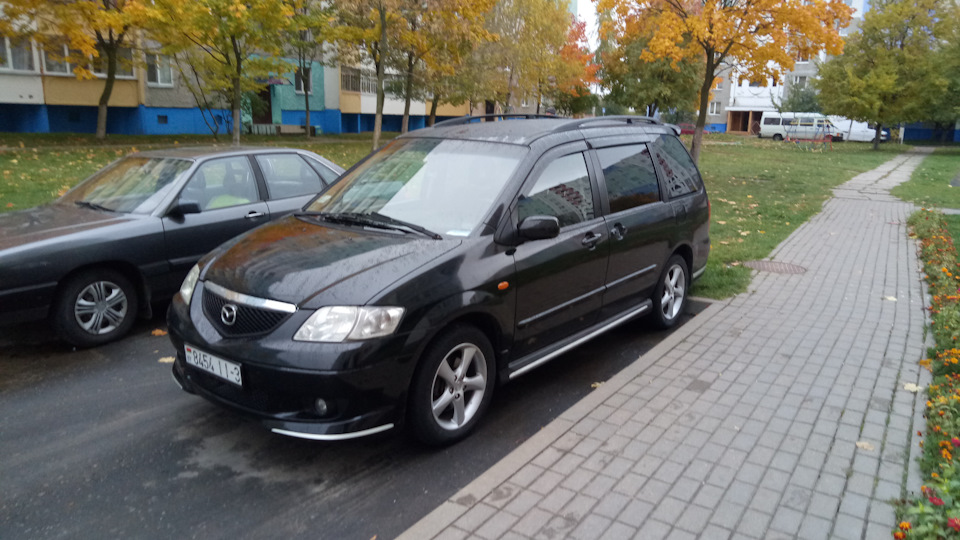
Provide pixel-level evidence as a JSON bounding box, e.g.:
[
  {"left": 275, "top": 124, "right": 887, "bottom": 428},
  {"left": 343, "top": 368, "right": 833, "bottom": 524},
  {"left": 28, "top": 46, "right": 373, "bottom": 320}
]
[
  {"left": 294, "top": 306, "right": 405, "bottom": 342},
  {"left": 179, "top": 264, "right": 201, "bottom": 306}
]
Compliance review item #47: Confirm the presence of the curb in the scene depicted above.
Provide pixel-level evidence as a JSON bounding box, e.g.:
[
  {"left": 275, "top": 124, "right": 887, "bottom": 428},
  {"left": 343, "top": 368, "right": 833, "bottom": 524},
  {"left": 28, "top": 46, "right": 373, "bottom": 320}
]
[{"left": 397, "top": 297, "right": 730, "bottom": 540}]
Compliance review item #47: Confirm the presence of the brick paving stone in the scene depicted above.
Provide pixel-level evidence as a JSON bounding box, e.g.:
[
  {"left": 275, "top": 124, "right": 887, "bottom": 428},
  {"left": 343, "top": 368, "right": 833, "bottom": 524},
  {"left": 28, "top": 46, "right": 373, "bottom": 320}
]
[{"left": 398, "top": 150, "right": 934, "bottom": 540}]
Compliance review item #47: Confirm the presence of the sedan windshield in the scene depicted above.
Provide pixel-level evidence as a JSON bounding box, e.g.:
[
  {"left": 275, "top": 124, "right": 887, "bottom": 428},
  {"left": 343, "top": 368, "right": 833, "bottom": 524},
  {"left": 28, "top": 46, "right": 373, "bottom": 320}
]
[
  {"left": 60, "top": 156, "right": 193, "bottom": 214},
  {"left": 305, "top": 138, "right": 527, "bottom": 237}
]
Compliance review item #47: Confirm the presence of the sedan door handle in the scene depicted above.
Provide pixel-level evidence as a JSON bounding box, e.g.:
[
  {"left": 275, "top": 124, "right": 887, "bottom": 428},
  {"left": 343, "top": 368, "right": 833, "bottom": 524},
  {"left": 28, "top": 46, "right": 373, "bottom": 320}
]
[
  {"left": 245, "top": 211, "right": 266, "bottom": 219},
  {"left": 581, "top": 232, "right": 601, "bottom": 249}
]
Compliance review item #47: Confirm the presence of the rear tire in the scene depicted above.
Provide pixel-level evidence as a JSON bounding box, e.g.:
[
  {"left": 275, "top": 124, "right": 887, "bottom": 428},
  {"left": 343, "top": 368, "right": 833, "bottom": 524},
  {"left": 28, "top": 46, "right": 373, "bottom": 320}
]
[
  {"left": 773, "top": 134, "right": 783, "bottom": 142},
  {"left": 409, "top": 325, "right": 496, "bottom": 446},
  {"left": 650, "top": 255, "right": 689, "bottom": 329},
  {"left": 51, "top": 268, "right": 138, "bottom": 348}
]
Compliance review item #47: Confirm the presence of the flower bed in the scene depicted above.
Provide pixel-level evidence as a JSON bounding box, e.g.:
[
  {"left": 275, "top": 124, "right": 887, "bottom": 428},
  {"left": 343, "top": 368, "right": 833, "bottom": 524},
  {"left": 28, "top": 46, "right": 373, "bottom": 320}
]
[{"left": 900, "top": 209, "right": 960, "bottom": 538}]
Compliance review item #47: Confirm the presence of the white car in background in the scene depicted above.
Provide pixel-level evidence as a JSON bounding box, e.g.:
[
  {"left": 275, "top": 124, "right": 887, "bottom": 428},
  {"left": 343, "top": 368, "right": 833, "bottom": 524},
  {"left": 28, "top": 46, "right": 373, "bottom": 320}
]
[{"left": 827, "top": 116, "right": 889, "bottom": 143}]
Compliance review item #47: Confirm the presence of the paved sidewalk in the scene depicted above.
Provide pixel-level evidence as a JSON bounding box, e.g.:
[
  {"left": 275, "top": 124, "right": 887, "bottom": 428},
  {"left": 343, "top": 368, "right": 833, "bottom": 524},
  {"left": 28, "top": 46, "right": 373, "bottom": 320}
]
[{"left": 399, "top": 149, "right": 934, "bottom": 540}]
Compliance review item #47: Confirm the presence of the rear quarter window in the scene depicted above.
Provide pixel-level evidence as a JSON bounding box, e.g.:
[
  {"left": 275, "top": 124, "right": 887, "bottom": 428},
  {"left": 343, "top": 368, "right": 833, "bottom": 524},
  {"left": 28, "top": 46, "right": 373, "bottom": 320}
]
[{"left": 648, "top": 135, "right": 702, "bottom": 199}]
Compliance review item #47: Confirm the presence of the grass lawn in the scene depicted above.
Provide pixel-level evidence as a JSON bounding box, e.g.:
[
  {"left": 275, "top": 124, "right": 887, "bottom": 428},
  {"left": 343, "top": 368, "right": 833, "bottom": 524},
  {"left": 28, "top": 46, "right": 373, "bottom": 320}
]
[
  {"left": 0, "top": 131, "right": 909, "bottom": 299},
  {"left": 890, "top": 147, "right": 960, "bottom": 209},
  {"left": 693, "top": 138, "right": 908, "bottom": 298}
]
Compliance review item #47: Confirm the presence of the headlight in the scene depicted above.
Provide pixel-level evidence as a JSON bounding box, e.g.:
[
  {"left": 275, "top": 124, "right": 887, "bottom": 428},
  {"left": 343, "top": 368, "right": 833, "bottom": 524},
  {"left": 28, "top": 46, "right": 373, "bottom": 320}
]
[
  {"left": 294, "top": 306, "right": 404, "bottom": 342},
  {"left": 179, "top": 264, "right": 200, "bottom": 306}
]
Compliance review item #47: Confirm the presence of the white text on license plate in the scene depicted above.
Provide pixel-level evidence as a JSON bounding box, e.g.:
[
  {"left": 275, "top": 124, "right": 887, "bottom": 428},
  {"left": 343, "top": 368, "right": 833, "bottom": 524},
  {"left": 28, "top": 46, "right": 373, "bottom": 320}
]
[{"left": 185, "top": 344, "right": 242, "bottom": 386}]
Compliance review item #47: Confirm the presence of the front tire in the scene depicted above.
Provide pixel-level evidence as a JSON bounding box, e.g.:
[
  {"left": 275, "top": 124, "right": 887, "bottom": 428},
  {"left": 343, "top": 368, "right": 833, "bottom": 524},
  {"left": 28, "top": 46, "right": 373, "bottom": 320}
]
[
  {"left": 51, "top": 268, "right": 139, "bottom": 348},
  {"left": 773, "top": 134, "right": 784, "bottom": 142},
  {"left": 650, "top": 255, "right": 689, "bottom": 329},
  {"left": 409, "top": 325, "right": 496, "bottom": 446}
]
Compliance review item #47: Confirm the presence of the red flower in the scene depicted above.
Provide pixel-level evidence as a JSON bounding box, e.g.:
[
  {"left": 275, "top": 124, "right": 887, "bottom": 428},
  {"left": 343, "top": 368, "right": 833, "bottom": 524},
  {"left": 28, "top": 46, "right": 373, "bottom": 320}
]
[
  {"left": 950, "top": 518, "right": 960, "bottom": 532},
  {"left": 953, "top": 437, "right": 960, "bottom": 448},
  {"left": 894, "top": 532, "right": 905, "bottom": 540},
  {"left": 930, "top": 496, "right": 945, "bottom": 506}
]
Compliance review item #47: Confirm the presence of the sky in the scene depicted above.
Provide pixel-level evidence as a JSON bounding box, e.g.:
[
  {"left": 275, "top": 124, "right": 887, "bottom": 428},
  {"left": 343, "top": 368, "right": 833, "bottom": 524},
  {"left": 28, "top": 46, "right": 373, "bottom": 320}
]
[{"left": 575, "top": 0, "right": 601, "bottom": 52}]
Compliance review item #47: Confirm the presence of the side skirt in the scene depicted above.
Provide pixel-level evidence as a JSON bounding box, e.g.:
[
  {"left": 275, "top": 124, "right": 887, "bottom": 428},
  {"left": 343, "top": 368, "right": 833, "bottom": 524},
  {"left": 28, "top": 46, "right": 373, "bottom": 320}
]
[{"left": 507, "top": 300, "right": 653, "bottom": 380}]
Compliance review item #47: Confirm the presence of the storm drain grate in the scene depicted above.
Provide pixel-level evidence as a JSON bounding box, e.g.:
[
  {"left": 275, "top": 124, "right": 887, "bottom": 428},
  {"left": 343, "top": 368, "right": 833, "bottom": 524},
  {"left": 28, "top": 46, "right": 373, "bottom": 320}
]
[{"left": 744, "top": 260, "right": 807, "bottom": 274}]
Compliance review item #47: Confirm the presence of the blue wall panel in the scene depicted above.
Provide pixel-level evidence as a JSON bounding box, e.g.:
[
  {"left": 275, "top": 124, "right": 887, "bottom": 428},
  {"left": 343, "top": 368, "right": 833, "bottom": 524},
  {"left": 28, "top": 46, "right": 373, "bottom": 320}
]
[
  {"left": 138, "top": 106, "right": 231, "bottom": 135},
  {"left": 0, "top": 104, "right": 50, "bottom": 132},
  {"left": 706, "top": 123, "right": 727, "bottom": 133}
]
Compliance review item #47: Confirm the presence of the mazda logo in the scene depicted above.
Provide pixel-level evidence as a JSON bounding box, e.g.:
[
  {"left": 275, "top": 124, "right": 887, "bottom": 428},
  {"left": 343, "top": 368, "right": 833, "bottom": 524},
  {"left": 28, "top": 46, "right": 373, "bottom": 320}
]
[{"left": 220, "top": 304, "right": 238, "bottom": 326}]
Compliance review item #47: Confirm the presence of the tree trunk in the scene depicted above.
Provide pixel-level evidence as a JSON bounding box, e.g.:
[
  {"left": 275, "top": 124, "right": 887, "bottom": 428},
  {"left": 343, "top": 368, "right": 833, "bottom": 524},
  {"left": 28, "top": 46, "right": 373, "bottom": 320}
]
[
  {"left": 873, "top": 124, "right": 882, "bottom": 151},
  {"left": 232, "top": 37, "right": 243, "bottom": 146},
  {"left": 304, "top": 65, "right": 312, "bottom": 138},
  {"left": 372, "top": 5, "right": 387, "bottom": 151},
  {"left": 428, "top": 95, "right": 439, "bottom": 127},
  {"left": 504, "top": 68, "right": 516, "bottom": 111},
  {"left": 401, "top": 52, "right": 414, "bottom": 133},
  {"left": 690, "top": 54, "right": 716, "bottom": 165},
  {"left": 96, "top": 45, "right": 119, "bottom": 140}
]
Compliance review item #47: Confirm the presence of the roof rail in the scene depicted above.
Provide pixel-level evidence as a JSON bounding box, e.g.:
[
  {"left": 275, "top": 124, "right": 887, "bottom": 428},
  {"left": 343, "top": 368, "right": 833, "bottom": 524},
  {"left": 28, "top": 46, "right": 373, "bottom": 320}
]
[
  {"left": 432, "top": 114, "right": 561, "bottom": 128},
  {"left": 551, "top": 115, "right": 661, "bottom": 133}
]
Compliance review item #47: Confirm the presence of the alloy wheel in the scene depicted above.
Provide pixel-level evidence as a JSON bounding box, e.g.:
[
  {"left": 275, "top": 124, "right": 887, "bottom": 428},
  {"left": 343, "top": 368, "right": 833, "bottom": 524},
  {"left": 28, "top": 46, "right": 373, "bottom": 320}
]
[
  {"left": 660, "top": 264, "right": 686, "bottom": 321},
  {"left": 430, "top": 343, "right": 488, "bottom": 431}
]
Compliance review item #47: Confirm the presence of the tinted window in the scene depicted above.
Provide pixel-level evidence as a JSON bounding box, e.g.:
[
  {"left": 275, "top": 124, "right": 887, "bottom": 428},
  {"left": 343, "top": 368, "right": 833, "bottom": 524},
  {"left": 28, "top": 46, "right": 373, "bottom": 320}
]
[
  {"left": 518, "top": 153, "right": 594, "bottom": 228},
  {"left": 256, "top": 154, "right": 324, "bottom": 199},
  {"left": 185, "top": 157, "right": 258, "bottom": 210},
  {"left": 597, "top": 145, "right": 660, "bottom": 213},
  {"left": 763, "top": 117, "right": 781, "bottom": 125},
  {"left": 305, "top": 157, "right": 341, "bottom": 184},
  {"left": 649, "top": 135, "right": 702, "bottom": 199}
]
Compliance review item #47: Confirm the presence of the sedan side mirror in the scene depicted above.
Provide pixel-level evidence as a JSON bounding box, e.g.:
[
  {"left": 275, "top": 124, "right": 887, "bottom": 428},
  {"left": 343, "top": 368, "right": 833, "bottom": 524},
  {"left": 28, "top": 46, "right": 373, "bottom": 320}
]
[
  {"left": 170, "top": 199, "right": 202, "bottom": 216},
  {"left": 518, "top": 215, "right": 560, "bottom": 241}
]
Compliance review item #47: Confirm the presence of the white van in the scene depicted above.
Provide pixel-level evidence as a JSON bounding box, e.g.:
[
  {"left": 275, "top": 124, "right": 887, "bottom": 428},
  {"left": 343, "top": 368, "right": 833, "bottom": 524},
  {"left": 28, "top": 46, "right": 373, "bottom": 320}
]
[
  {"left": 827, "top": 116, "right": 889, "bottom": 142},
  {"left": 759, "top": 112, "right": 840, "bottom": 141}
]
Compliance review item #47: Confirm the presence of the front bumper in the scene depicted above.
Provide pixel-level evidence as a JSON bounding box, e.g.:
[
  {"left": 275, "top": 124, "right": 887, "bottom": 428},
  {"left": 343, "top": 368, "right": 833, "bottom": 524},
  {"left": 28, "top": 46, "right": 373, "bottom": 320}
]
[{"left": 167, "top": 286, "right": 417, "bottom": 440}]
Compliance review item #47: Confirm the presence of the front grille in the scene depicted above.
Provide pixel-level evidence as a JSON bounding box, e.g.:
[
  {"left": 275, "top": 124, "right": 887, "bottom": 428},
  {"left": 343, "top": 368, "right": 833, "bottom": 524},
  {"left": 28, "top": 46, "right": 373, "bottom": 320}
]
[{"left": 203, "top": 287, "right": 290, "bottom": 337}]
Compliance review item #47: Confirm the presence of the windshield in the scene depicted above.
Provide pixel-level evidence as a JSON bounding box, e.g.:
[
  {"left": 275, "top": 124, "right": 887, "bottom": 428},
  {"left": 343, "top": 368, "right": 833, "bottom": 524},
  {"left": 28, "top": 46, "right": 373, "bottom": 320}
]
[
  {"left": 306, "top": 138, "right": 527, "bottom": 237},
  {"left": 59, "top": 156, "right": 193, "bottom": 214}
]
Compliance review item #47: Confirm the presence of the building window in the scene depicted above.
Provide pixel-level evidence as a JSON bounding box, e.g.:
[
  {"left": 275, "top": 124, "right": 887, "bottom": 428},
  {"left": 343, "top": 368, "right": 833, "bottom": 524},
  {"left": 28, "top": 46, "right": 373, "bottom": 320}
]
[
  {"left": 43, "top": 43, "right": 70, "bottom": 74},
  {"left": 715, "top": 78, "right": 723, "bottom": 89},
  {"left": 796, "top": 53, "right": 809, "bottom": 63},
  {"left": 794, "top": 76, "right": 807, "bottom": 88},
  {"left": 361, "top": 71, "right": 378, "bottom": 94},
  {"left": 295, "top": 67, "right": 312, "bottom": 94},
  {"left": 0, "top": 37, "right": 35, "bottom": 72},
  {"left": 341, "top": 67, "right": 361, "bottom": 92},
  {"left": 749, "top": 80, "right": 761, "bottom": 87},
  {"left": 709, "top": 102, "right": 720, "bottom": 115},
  {"left": 146, "top": 54, "right": 173, "bottom": 86},
  {"left": 157, "top": 115, "right": 168, "bottom": 124},
  {"left": 92, "top": 46, "right": 134, "bottom": 78}
]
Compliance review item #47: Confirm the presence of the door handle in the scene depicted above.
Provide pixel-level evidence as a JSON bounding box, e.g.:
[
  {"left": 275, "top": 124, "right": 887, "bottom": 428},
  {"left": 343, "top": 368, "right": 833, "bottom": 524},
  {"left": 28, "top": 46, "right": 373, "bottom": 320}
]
[
  {"left": 245, "top": 211, "right": 266, "bottom": 219},
  {"left": 611, "top": 223, "right": 628, "bottom": 240},
  {"left": 581, "top": 232, "right": 601, "bottom": 249}
]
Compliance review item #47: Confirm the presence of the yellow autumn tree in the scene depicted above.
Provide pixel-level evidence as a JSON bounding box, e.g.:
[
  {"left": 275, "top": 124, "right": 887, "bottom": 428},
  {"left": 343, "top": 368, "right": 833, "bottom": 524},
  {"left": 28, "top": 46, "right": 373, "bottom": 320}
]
[
  {"left": 596, "top": 0, "right": 853, "bottom": 163},
  {"left": 3, "top": 0, "right": 156, "bottom": 140}
]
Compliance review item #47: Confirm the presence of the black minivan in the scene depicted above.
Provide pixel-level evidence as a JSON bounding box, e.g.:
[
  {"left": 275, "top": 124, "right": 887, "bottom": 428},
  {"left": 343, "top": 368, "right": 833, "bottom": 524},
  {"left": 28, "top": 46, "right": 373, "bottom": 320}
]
[{"left": 167, "top": 116, "right": 710, "bottom": 445}]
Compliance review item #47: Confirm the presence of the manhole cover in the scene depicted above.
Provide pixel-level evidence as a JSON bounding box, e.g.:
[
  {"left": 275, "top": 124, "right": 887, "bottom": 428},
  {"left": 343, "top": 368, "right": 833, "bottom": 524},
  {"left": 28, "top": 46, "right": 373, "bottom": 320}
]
[{"left": 744, "top": 260, "right": 807, "bottom": 274}]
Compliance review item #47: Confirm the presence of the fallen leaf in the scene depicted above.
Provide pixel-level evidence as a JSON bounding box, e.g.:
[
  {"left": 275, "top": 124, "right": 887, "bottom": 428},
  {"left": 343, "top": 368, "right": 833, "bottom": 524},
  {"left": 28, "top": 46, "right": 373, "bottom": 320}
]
[
  {"left": 591, "top": 382, "right": 603, "bottom": 388},
  {"left": 883, "top": 296, "right": 898, "bottom": 302},
  {"left": 158, "top": 356, "right": 175, "bottom": 364},
  {"left": 151, "top": 328, "right": 168, "bottom": 336},
  {"left": 904, "top": 383, "right": 923, "bottom": 393},
  {"left": 716, "top": 220, "right": 727, "bottom": 225},
  {"left": 856, "top": 441, "right": 875, "bottom": 451}
]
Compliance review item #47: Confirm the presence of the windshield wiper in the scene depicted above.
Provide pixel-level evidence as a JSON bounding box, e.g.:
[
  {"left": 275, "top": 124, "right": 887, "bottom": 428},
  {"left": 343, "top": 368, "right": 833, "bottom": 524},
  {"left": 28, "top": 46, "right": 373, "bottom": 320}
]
[
  {"left": 75, "top": 200, "right": 114, "bottom": 212},
  {"left": 367, "top": 212, "right": 442, "bottom": 239},
  {"left": 300, "top": 211, "right": 441, "bottom": 239}
]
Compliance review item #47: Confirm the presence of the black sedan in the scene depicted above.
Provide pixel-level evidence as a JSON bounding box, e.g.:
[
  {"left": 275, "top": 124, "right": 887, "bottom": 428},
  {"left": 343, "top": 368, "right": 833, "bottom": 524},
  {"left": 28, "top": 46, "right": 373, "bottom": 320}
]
[
  {"left": 0, "top": 147, "right": 344, "bottom": 347},
  {"left": 167, "top": 116, "right": 710, "bottom": 445}
]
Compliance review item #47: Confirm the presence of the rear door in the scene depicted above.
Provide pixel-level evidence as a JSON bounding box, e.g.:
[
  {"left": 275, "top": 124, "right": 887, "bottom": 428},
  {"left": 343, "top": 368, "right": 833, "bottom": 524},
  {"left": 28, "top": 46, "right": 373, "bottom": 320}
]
[
  {"left": 161, "top": 155, "right": 270, "bottom": 279},
  {"left": 511, "top": 143, "right": 609, "bottom": 360},
  {"left": 593, "top": 141, "right": 674, "bottom": 319},
  {"left": 648, "top": 134, "right": 709, "bottom": 271},
  {"left": 254, "top": 152, "right": 333, "bottom": 216}
]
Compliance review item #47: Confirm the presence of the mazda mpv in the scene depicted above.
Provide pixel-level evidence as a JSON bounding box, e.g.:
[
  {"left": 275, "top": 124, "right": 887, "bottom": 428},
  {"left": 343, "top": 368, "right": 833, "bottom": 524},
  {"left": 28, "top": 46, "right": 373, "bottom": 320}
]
[{"left": 167, "top": 115, "right": 710, "bottom": 445}]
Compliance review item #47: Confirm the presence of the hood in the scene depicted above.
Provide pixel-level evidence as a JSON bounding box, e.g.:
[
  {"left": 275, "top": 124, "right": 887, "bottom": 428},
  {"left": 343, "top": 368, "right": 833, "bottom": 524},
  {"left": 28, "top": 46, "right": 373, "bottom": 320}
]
[
  {"left": 0, "top": 203, "right": 137, "bottom": 252},
  {"left": 202, "top": 216, "right": 462, "bottom": 306}
]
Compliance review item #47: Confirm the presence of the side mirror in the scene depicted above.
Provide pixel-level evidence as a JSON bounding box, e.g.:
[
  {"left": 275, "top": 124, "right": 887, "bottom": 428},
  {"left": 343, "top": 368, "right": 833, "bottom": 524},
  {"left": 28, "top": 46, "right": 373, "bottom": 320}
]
[
  {"left": 170, "top": 199, "right": 201, "bottom": 216},
  {"left": 518, "top": 215, "right": 560, "bottom": 241}
]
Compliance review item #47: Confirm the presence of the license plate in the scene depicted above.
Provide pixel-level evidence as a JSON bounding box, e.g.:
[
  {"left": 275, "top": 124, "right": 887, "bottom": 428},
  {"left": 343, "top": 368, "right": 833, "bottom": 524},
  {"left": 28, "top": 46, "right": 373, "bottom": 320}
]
[{"left": 184, "top": 344, "right": 242, "bottom": 387}]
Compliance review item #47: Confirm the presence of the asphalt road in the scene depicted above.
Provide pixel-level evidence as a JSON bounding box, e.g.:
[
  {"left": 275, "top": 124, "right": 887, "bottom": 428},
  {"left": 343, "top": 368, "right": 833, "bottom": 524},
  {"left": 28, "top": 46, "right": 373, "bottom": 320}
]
[{"left": 0, "top": 302, "right": 704, "bottom": 540}]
